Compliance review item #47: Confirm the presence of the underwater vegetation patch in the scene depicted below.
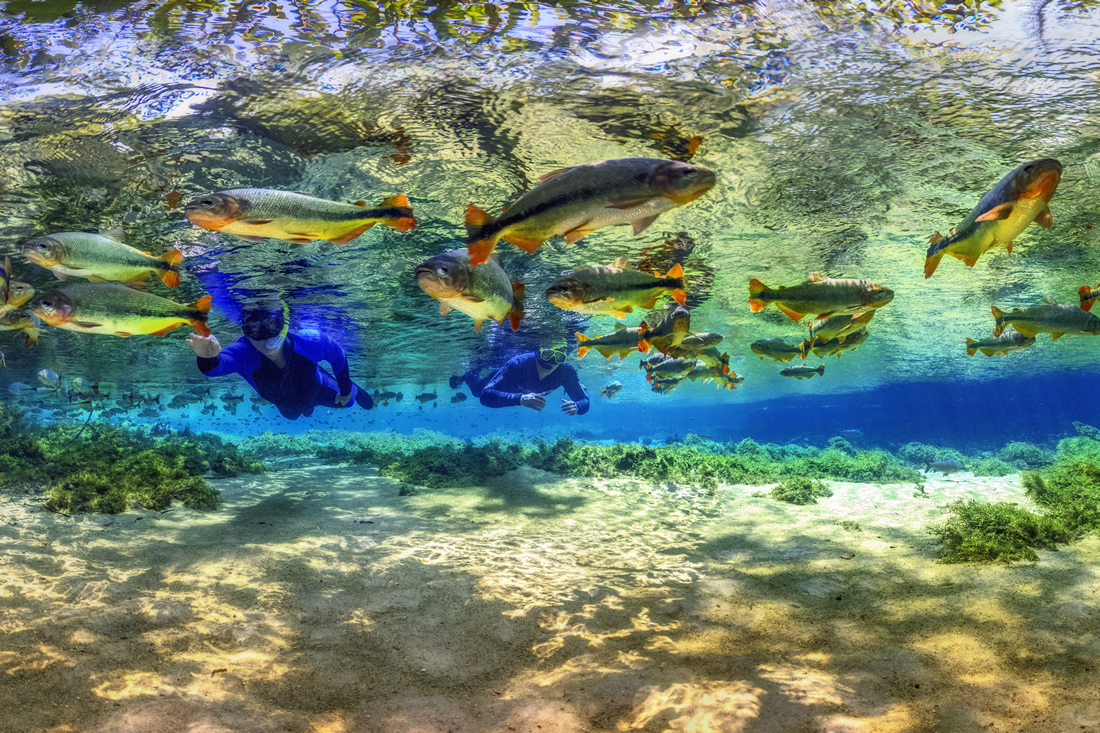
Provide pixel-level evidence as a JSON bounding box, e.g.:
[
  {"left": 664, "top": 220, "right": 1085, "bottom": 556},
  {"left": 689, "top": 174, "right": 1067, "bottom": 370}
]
[
  {"left": 770, "top": 477, "right": 833, "bottom": 505},
  {"left": 897, "top": 441, "right": 967, "bottom": 467},
  {"left": 0, "top": 403, "right": 263, "bottom": 514}
]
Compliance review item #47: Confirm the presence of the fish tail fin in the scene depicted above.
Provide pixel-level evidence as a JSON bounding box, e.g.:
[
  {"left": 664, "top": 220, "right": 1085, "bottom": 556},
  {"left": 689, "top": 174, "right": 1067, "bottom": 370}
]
[
  {"left": 381, "top": 194, "right": 417, "bottom": 231},
  {"left": 748, "top": 279, "right": 769, "bottom": 312},
  {"left": 159, "top": 250, "right": 183, "bottom": 287},
  {"left": 576, "top": 333, "right": 590, "bottom": 359},
  {"left": 965, "top": 338, "right": 977, "bottom": 357},
  {"left": 924, "top": 249, "right": 945, "bottom": 279},
  {"left": 1079, "top": 285, "right": 1095, "bottom": 312},
  {"left": 637, "top": 319, "right": 650, "bottom": 353},
  {"left": 465, "top": 205, "right": 497, "bottom": 264},
  {"left": 817, "top": 365, "right": 825, "bottom": 375},
  {"left": 720, "top": 353, "right": 730, "bottom": 375},
  {"left": 991, "top": 306, "right": 1005, "bottom": 337},
  {"left": 508, "top": 279, "right": 525, "bottom": 331},
  {"left": 190, "top": 294, "right": 213, "bottom": 337},
  {"left": 665, "top": 263, "right": 684, "bottom": 279},
  {"left": 670, "top": 288, "right": 687, "bottom": 306}
]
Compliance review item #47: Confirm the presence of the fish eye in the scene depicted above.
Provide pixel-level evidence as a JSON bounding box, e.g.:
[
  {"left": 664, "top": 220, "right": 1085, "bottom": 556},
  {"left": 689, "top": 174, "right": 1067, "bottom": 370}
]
[
  {"left": 437, "top": 266, "right": 448, "bottom": 275},
  {"left": 37, "top": 242, "right": 49, "bottom": 250},
  {"left": 201, "top": 198, "right": 215, "bottom": 207}
]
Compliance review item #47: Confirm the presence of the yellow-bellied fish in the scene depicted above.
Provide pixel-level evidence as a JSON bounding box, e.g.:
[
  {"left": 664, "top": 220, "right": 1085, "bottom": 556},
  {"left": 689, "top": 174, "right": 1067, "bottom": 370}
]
[
  {"left": 185, "top": 189, "right": 416, "bottom": 244},
  {"left": 645, "top": 357, "right": 697, "bottom": 383},
  {"left": 749, "top": 273, "right": 893, "bottom": 322},
  {"left": 414, "top": 248, "right": 525, "bottom": 334},
  {"left": 779, "top": 364, "right": 825, "bottom": 380},
  {"left": 808, "top": 311, "right": 875, "bottom": 344},
  {"left": 799, "top": 328, "right": 869, "bottom": 359},
  {"left": 0, "top": 256, "right": 34, "bottom": 309},
  {"left": 545, "top": 257, "right": 685, "bottom": 319},
  {"left": 575, "top": 323, "right": 644, "bottom": 359},
  {"left": 0, "top": 309, "right": 40, "bottom": 347},
  {"left": 924, "top": 159, "right": 1062, "bottom": 278},
  {"left": 31, "top": 282, "right": 212, "bottom": 337},
  {"left": 464, "top": 158, "right": 716, "bottom": 265},
  {"left": 676, "top": 332, "right": 722, "bottom": 351},
  {"left": 991, "top": 302, "right": 1100, "bottom": 340},
  {"left": 750, "top": 338, "right": 804, "bottom": 362},
  {"left": 24, "top": 232, "right": 182, "bottom": 287},
  {"left": 637, "top": 305, "right": 690, "bottom": 354},
  {"left": 965, "top": 329, "right": 1035, "bottom": 356},
  {"left": 670, "top": 344, "right": 729, "bottom": 374}
]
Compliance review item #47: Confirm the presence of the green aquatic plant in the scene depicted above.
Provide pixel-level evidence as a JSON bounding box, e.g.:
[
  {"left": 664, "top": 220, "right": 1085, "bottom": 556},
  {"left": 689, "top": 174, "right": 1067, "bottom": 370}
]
[
  {"left": 930, "top": 499, "right": 1073, "bottom": 564},
  {"left": 996, "top": 442, "right": 1051, "bottom": 468},
  {"left": 826, "top": 436, "right": 857, "bottom": 456},
  {"left": 1072, "top": 421, "right": 1100, "bottom": 441},
  {"left": 897, "top": 442, "right": 966, "bottom": 467},
  {"left": 971, "top": 457, "right": 1016, "bottom": 477},
  {"left": 1022, "top": 462, "right": 1100, "bottom": 535},
  {"left": 770, "top": 477, "right": 832, "bottom": 505}
]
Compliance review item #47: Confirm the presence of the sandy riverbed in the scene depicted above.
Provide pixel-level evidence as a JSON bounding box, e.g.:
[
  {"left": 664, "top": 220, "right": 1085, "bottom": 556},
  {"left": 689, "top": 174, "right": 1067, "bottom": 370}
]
[{"left": 1, "top": 463, "right": 1098, "bottom": 732}]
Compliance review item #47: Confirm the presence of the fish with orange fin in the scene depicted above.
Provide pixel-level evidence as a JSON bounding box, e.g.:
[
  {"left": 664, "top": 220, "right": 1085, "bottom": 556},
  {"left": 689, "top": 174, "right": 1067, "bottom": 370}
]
[
  {"left": 31, "top": 282, "right": 212, "bottom": 337},
  {"left": 575, "top": 323, "right": 644, "bottom": 359},
  {"left": 924, "top": 159, "right": 1062, "bottom": 278},
  {"left": 750, "top": 338, "right": 804, "bottom": 363},
  {"left": 0, "top": 256, "right": 34, "bottom": 310},
  {"left": 464, "top": 158, "right": 716, "bottom": 265},
  {"left": 185, "top": 189, "right": 416, "bottom": 244},
  {"left": 637, "top": 305, "right": 690, "bottom": 354},
  {"left": 991, "top": 299, "right": 1100, "bottom": 340},
  {"left": 1078, "top": 284, "right": 1100, "bottom": 312},
  {"left": 749, "top": 273, "right": 893, "bottom": 322},
  {"left": 0, "top": 309, "right": 41, "bottom": 347},
  {"left": 808, "top": 311, "right": 875, "bottom": 344},
  {"left": 798, "top": 328, "right": 869, "bottom": 359},
  {"left": 545, "top": 257, "right": 686, "bottom": 319},
  {"left": 24, "top": 232, "right": 182, "bottom": 288},
  {"left": 965, "top": 329, "right": 1034, "bottom": 356},
  {"left": 414, "top": 248, "right": 524, "bottom": 334}
]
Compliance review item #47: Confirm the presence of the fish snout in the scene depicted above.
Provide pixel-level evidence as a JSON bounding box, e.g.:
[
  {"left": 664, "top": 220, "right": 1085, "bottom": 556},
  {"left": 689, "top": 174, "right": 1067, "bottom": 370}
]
[{"left": 24, "top": 237, "right": 61, "bottom": 267}]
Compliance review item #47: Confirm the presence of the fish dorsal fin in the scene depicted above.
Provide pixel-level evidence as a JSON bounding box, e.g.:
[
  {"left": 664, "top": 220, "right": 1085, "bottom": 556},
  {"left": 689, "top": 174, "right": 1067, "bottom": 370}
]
[
  {"left": 291, "top": 190, "right": 319, "bottom": 197},
  {"left": 538, "top": 166, "right": 577, "bottom": 184},
  {"left": 613, "top": 322, "right": 626, "bottom": 331},
  {"left": 807, "top": 272, "right": 829, "bottom": 283},
  {"left": 102, "top": 228, "right": 125, "bottom": 242},
  {"left": 1041, "top": 295, "right": 1060, "bottom": 306},
  {"left": 610, "top": 256, "right": 630, "bottom": 269},
  {"left": 353, "top": 200, "right": 367, "bottom": 207}
]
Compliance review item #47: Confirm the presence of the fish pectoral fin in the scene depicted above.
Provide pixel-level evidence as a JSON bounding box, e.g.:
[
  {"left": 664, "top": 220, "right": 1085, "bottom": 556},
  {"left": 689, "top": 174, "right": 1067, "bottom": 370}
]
[
  {"left": 473, "top": 319, "right": 485, "bottom": 334},
  {"left": 439, "top": 303, "right": 453, "bottom": 316},
  {"left": 631, "top": 214, "right": 661, "bottom": 236},
  {"left": 1013, "top": 326, "right": 1038, "bottom": 338},
  {"left": 462, "top": 296, "right": 486, "bottom": 303},
  {"left": 1004, "top": 240, "right": 1014, "bottom": 254},
  {"left": 610, "top": 256, "right": 631, "bottom": 269},
  {"left": 241, "top": 219, "right": 274, "bottom": 225},
  {"left": 639, "top": 294, "right": 660, "bottom": 310},
  {"left": 928, "top": 231, "right": 942, "bottom": 245},
  {"left": 328, "top": 224, "right": 374, "bottom": 244},
  {"left": 1050, "top": 332, "right": 1065, "bottom": 340},
  {"left": 606, "top": 198, "right": 654, "bottom": 211},
  {"left": 563, "top": 229, "right": 592, "bottom": 245},
  {"left": 55, "top": 271, "right": 68, "bottom": 280},
  {"left": 114, "top": 331, "right": 132, "bottom": 337},
  {"left": 1035, "top": 209, "right": 1054, "bottom": 229},
  {"left": 974, "top": 202, "right": 1014, "bottom": 222},
  {"left": 538, "top": 166, "right": 577, "bottom": 183}
]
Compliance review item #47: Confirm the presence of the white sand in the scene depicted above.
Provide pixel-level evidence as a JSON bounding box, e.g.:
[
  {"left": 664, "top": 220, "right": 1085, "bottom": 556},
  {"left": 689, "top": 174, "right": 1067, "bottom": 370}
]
[{"left": 1, "top": 464, "right": 1098, "bottom": 732}]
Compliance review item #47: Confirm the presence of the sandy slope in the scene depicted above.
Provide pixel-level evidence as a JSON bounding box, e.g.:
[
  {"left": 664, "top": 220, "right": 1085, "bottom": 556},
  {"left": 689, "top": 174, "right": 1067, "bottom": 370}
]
[{"left": 1, "top": 463, "right": 1098, "bottom": 733}]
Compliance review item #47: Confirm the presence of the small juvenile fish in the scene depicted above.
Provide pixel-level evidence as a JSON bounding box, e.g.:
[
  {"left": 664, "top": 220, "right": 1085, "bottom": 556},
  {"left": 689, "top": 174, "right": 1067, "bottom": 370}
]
[
  {"left": 415, "top": 248, "right": 524, "bottom": 334},
  {"left": 545, "top": 257, "right": 685, "bottom": 319},
  {"left": 991, "top": 302, "right": 1100, "bottom": 340},
  {"left": 185, "top": 189, "right": 416, "bottom": 244},
  {"left": 600, "top": 381, "right": 623, "bottom": 398},
  {"left": 925, "top": 159, "right": 1062, "bottom": 278},
  {"left": 0, "top": 309, "right": 40, "bottom": 347},
  {"left": 749, "top": 273, "right": 893, "bottom": 322},
  {"left": 650, "top": 377, "right": 683, "bottom": 394},
  {"left": 450, "top": 392, "right": 467, "bottom": 404},
  {"left": 575, "top": 323, "right": 644, "bottom": 360},
  {"left": 1078, "top": 284, "right": 1100, "bottom": 312},
  {"left": 637, "top": 305, "right": 691, "bottom": 354},
  {"left": 465, "top": 158, "right": 716, "bottom": 265},
  {"left": 965, "top": 329, "right": 1035, "bottom": 357},
  {"left": 24, "top": 232, "right": 182, "bottom": 287},
  {"left": 32, "top": 282, "right": 212, "bottom": 337},
  {"left": 750, "top": 338, "right": 804, "bottom": 363},
  {"left": 372, "top": 390, "right": 402, "bottom": 406},
  {"left": 415, "top": 392, "right": 437, "bottom": 403},
  {"left": 780, "top": 364, "right": 825, "bottom": 380}
]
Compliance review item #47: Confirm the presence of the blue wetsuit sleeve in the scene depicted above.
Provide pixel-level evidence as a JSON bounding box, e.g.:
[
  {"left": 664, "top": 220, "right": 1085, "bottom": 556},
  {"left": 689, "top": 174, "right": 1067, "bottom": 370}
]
[
  {"left": 479, "top": 361, "right": 524, "bottom": 408},
  {"left": 560, "top": 365, "right": 590, "bottom": 415},
  {"left": 297, "top": 330, "right": 354, "bottom": 394},
  {"left": 197, "top": 341, "right": 249, "bottom": 377}
]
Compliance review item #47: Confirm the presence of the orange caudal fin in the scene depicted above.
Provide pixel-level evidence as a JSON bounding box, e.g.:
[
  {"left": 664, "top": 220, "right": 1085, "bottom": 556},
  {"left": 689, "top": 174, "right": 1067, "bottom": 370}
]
[
  {"left": 1079, "top": 285, "right": 1096, "bottom": 312},
  {"left": 190, "top": 294, "right": 213, "bottom": 337},
  {"left": 991, "top": 306, "right": 1006, "bottom": 337},
  {"left": 670, "top": 288, "right": 687, "bottom": 306},
  {"left": 159, "top": 250, "right": 182, "bottom": 287},
  {"left": 381, "top": 195, "right": 417, "bottom": 231},
  {"left": 748, "top": 279, "right": 769, "bottom": 312},
  {"left": 665, "top": 263, "right": 684, "bottom": 280},
  {"left": 966, "top": 338, "right": 977, "bottom": 357},
  {"left": 576, "top": 332, "right": 590, "bottom": 359},
  {"left": 924, "top": 250, "right": 945, "bottom": 279},
  {"left": 382, "top": 194, "right": 410, "bottom": 208},
  {"left": 507, "top": 279, "right": 525, "bottom": 331}
]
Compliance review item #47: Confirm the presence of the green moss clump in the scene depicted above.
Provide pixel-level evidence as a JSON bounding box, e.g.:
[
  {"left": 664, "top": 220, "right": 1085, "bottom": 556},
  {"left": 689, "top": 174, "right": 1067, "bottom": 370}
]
[
  {"left": 971, "top": 457, "right": 1016, "bottom": 477},
  {"left": 826, "top": 436, "right": 856, "bottom": 456},
  {"left": 1022, "top": 463, "right": 1100, "bottom": 535},
  {"left": 997, "top": 441, "right": 1051, "bottom": 468},
  {"left": 770, "top": 477, "right": 832, "bottom": 505},
  {"left": 897, "top": 442, "right": 966, "bottom": 467},
  {"left": 1073, "top": 421, "right": 1100, "bottom": 440},
  {"left": 929, "top": 499, "right": 1073, "bottom": 563}
]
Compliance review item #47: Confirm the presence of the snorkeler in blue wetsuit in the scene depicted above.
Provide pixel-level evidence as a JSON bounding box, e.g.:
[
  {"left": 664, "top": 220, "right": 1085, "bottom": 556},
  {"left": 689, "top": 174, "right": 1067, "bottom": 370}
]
[
  {"left": 451, "top": 344, "right": 590, "bottom": 415},
  {"left": 186, "top": 302, "right": 373, "bottom": 420}
]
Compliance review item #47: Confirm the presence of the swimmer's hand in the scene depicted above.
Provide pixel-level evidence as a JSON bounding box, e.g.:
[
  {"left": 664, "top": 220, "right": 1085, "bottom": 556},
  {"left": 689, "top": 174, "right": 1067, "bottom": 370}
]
[
  {"left": 520, "top": 393, "right": 546, "bottom": 411},
  {"left": 335, "top": 392, "right": 352, "bottom": 407},
  {"left": 561, "top": 399, "right": 579, "bottom": 416},
  {"left": 187, "top": 333, "right": 221, "bottom": 358}
]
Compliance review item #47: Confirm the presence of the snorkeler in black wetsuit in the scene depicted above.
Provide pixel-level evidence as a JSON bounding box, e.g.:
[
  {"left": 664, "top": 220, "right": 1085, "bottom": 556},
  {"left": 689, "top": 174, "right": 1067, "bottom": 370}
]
[{"left": 186, "top": 303, "right": 373, "bottom": 420}]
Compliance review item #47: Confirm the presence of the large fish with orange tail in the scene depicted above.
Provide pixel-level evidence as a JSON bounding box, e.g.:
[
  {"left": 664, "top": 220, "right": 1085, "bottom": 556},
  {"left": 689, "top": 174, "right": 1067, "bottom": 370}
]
[
  {"left": 637, "top": 305, "right": 690, "bottom": 354},
  {"left": 748, "top": 273, "right": 893, "bottom": 322},
  {"left": 464, "top": 158, "right": 715, "bottom": 265},
  {"left": 414, "top": 248, "right": 524, "bottom": 334},
  {"left": 575, "top": 323, "right": 644, "bottom": 359},
  {"left": 545, "top": 256, "right": 685, "bottom": 319},
  {"left": 991, "top": 301, "right": 1100, "bottom": 340},
  {"left": 31, "top": 282, "right": 212, "bottom": 337},
  {"left": 185, "top": 189, "right": 416, "bottom": 244},
  {"left": 924, "top": 159, "right": 1062, "bottom": 278},
  {"left": 24, "top": 232, "right": 182, "bottom": 287},
  {"left": 1078, "top": 284, "right": 1100, "bottom": 312}
]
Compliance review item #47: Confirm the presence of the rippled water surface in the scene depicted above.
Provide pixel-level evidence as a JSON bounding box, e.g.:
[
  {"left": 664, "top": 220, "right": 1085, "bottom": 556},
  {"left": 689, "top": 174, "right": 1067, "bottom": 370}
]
[{"left": 2, "top": 0, "right": 1100, "bottom": 431}]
